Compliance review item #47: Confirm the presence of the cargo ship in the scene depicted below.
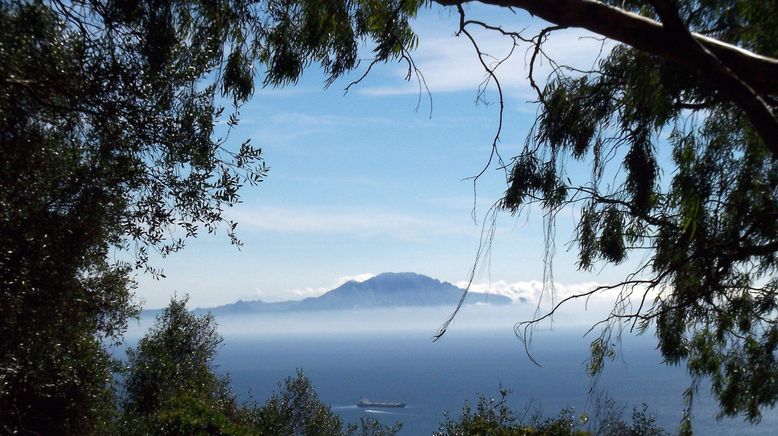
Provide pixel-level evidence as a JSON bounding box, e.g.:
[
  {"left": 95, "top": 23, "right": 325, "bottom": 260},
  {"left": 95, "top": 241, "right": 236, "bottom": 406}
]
[{"left": 356, "top": 399, "right": 406, "bottom": 408}]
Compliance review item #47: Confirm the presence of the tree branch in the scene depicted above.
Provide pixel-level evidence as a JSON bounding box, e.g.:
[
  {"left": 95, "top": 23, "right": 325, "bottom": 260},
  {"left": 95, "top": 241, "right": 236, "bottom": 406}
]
[
  {"left": 433, "top": 0, "right": 778, "bottom": 97},
  {"left": 647, "top": 0, "right": 778, "bottom": 158}
]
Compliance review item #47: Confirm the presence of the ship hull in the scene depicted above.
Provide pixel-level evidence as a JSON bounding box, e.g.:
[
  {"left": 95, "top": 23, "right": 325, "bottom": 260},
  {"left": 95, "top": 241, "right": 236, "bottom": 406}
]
[{"left": 356, "top": 399, "right": 406, "bottom": 408}]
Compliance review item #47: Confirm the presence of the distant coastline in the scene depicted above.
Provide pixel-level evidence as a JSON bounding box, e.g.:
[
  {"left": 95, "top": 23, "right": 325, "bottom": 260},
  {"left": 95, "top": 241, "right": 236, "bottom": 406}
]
[{"left": 142, "top": 272, "right": 519, "bottom": 316}]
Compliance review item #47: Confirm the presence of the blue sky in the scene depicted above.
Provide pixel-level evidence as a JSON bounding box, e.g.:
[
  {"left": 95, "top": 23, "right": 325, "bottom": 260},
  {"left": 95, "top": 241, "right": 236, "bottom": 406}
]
[{"left": 136, "top": 4, "right": 638, "bottom": 309}]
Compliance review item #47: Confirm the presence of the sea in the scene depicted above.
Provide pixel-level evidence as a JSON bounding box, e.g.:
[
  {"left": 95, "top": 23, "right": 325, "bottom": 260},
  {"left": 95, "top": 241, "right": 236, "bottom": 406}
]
[{"left": 126, "top": 305, "right": 778, "bottom": 435}]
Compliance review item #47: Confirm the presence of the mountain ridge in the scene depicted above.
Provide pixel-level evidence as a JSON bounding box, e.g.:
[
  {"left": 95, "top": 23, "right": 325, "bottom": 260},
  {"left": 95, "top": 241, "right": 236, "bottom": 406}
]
[{"left": 171, "top": 272, "right": 514, "bottom": 316}]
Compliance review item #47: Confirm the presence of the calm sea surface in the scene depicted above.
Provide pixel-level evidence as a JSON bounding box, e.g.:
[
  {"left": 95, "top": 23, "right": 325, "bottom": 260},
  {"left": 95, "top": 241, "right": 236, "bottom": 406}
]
[{"left": 127, "top": 308, "right": 778, "bottom": 434}]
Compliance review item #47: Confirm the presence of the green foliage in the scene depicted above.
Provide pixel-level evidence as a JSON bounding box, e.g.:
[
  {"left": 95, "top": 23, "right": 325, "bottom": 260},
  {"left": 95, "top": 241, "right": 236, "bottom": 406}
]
[
  {"left": 500, "top": 0, "right": 778, "bottom": 424},
  {"left": 434, "top": 390, "right": 588, "bottom": 436},
  {"left": 246, "top": 367, "right": 403, "bottom": 436},
  {"left": 259, "top": 0, "right": 423, "bottom": 87},
  {"left": 6, "top": 0, "right": 776, "bottom": 430},
  {"left": 120, "top": 297, "right": 253, "bottom": 434},
  {"left": 345, "top": 416, "right": 404, "bottom": 436},
  {"left": 435, "top": 390, "right": 668, "bottom": 436},
  {"left": 241, "top": 369, "right": 401, "bottom": 436},
  {"left": 251, "top": 369, "right": 344, "bottom": 435},
  {"left": 128, "top": 391, "right": 251, "bottom": 435},
  {"left": 1, "top": 0, "right": 424, "bottom": 431},
  {"left": 587, "top": 393, "right": 670, "bottom": 436},
  {"left": 123, "top": 298, "right": 232, "bottom": 419}
]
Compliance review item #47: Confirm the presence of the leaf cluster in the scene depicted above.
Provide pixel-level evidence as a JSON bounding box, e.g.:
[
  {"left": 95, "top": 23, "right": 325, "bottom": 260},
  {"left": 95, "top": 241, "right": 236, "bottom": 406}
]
[
  {"left": 501, "top": 0, "right": 778, "bottom": 425},
  {"left": 434, "top": 389, "right": 667, "bottom": 436},
  {"left": 1, "top": 0, "right": 426, "bottom": 431}
]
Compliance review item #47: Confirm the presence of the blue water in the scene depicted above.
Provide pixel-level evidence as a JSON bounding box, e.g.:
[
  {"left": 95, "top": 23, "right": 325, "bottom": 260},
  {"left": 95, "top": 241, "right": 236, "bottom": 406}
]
[{"left": 210, "top": 325, "right": 778, "bottom": 435}]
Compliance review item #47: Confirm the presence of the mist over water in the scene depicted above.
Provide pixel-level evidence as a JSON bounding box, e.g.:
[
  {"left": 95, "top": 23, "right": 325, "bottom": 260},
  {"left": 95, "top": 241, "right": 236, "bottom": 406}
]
[{"left": 126, "top": 305, "right": 778, "bottom": 434}]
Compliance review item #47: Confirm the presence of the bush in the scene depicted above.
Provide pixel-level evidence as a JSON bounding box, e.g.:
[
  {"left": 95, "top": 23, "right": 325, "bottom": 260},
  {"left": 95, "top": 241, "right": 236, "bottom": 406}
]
[
  {"left": 120, "top": 297, "right": 247, "bottom": 433},
  {"left": 248, "top": 369, "right": 402, "bottom": 436},
  {"left": 435, "top": 389, "right": 668, "bottom": 436}
]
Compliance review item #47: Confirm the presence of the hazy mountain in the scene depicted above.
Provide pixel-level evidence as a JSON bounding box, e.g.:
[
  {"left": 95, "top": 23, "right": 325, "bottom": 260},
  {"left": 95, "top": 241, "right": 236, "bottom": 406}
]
[{"left": 186, "top": 272, "right": 513, "bottom": 315}]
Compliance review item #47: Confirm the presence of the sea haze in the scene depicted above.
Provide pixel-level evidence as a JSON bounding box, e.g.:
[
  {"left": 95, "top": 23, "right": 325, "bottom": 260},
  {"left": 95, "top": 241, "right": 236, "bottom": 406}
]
[{"left": 125, "top": 305, "right": 778, "bottom": 435}]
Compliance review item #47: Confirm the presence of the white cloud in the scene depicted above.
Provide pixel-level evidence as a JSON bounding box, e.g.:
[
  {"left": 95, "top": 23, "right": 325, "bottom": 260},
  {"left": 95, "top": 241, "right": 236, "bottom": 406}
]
[
  {"left": 456, "top": 279, "right": 603, "bottom": 303},
  {"left": 360, "top": 32, "right": 516, "bottom": 96},
  {"left": 269, "top": 112, "right": 394, "bottom": 128},
  {"left": 289, "top": 286, "right": 327, "bottom": 299},
  {"left": 250, "top": 112, "right": 396, "bottom": 145},
  {"left": 360, "top": 27, "right": 615, "bottom": 97},
  {"left": 334, "top": 273, "right": 376, "bottom": 286},
  {"left": 229, "top": 206, "right": 476, "bottom": 239},
  {"left": 458, "top": 279, "right": 663, "bottom": 308},
  {"left": 285, "top": 273, "right": 376, "bottom": 301},
  {"left": 455, "top": 279, "right": 666, "bottom": 329},
  {"left": 425, "top": 195, "right": 478, "bottom": 209}
]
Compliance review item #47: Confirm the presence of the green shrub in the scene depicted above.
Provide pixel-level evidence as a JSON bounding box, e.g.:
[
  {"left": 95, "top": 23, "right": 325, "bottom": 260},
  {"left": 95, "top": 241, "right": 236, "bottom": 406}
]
[{"left": 436, "top": 389, "right": 667, "bottom": 436}]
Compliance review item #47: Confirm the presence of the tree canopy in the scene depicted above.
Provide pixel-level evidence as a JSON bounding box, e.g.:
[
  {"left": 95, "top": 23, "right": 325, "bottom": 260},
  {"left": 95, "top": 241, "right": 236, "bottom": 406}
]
[
  {"left": 2, "top": 0, "right": 777, "bottom": 432},
  {"left": 122, "top": 297, "right": 241, "bottom": 433},
  {"left": 435, "top": 389, "right": 669, "bottom": 436},
  {"left": 429, "top": 0, "right": 778, "bottom": 430},
  {"left": 1, "top": 0, "right": 418, "bottom": 431}
]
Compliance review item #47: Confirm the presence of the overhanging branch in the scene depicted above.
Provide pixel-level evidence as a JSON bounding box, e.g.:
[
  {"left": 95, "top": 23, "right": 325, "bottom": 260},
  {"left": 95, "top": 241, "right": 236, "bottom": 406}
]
[
  {"left": 433, "top": 0, "right": 778, "bottom": 97},
  {"left": 647, "top": 0, "right": 778, "bottom": 158},
  {"left": 434, "top": 0, "right": 778, "bottom": 157}
]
